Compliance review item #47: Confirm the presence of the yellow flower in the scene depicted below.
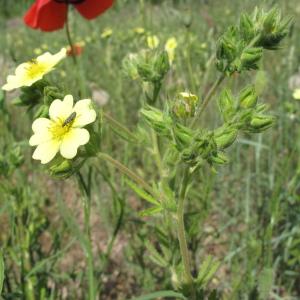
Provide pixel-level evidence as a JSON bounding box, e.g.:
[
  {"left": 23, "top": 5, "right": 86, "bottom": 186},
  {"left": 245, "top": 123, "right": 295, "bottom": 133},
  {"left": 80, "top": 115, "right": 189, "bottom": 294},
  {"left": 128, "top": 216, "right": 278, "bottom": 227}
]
[
  {"left": 101, "top": 27, "right": 113, "bottom": 39},
  {"left": 2, "top": 48, "right": 66, "bottom": 91},
  {"left": 147, "top": 35, "right": 159, "bottom": 49},
  {"left": 133, "top": 27, "right": 145, "bottom": 34},
  {"left": 293, "top": 89, "right": 300, "bottom": 100},
  {"left": 29, "top": 95, "right": 96, "bottom": 164},
  {"left": 165, "top": 37, "right": 178, "bottom": 64}
]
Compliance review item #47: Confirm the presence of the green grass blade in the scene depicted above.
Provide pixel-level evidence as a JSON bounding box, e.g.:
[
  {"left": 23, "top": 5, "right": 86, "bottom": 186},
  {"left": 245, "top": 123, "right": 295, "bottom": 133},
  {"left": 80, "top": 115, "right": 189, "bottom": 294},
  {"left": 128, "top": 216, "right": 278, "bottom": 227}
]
[
  {"left": 129, "top": 290, "right": 187, "bottom": 300},
  {"left": 0, "top": 250, "right": 4, "bottom": 295}
]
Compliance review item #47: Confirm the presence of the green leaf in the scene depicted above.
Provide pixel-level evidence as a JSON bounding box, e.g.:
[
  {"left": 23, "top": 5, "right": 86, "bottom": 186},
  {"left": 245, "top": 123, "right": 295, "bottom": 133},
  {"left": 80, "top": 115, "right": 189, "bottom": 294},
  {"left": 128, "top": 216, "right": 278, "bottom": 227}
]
[
  {"left": 139, "top": 205, "right": 163, "bottom": 217},
  {"left": 0, "top": 251, "right": 4, "bottom": 295},
  {"left": 197, "top": 255, "right": 221, "bottom": 287},
  {"left": 129, "top": 290, "right": 187, "bottom": 300},
  {"left": 126, "top": 179, "right": 159, "bottom": 205}
]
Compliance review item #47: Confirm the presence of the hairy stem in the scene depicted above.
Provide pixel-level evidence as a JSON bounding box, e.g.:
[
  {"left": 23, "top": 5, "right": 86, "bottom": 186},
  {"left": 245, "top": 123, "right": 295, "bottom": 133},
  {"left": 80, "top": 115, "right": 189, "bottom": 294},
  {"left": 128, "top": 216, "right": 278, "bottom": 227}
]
[
  {"left": 176, "top": 167, "right": 196, "bottom": 299},
  {"left": 76, "top": 172, "right": 96, "bottom": 300}
]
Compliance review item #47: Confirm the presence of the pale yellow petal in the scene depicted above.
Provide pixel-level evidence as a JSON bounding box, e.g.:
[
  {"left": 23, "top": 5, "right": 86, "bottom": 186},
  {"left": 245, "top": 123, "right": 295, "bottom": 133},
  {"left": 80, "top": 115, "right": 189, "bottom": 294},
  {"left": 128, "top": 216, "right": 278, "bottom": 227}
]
[
  {"left": 49, "top": 95, "right": 74, "bottom": 121},
  {"left": 29, "top": 132, "right": 52, "bottom": 146},
  {"left": 37, "top": 48, "right": 66, "bottom": 68},
  {"left": 2, "top": 75, "right": 24, "bottom": 91},
  {"left": 32, "top": 118, "right": 52, "bottom": 133},
  {"left": 32, "top": 139, "right": 60, "bottom": 164},
  {"left": 73, "top": 99, "right": 97, "bottom": 127},
  {"left": 60, "top": 128, "right": 90, "bottom": 159}
]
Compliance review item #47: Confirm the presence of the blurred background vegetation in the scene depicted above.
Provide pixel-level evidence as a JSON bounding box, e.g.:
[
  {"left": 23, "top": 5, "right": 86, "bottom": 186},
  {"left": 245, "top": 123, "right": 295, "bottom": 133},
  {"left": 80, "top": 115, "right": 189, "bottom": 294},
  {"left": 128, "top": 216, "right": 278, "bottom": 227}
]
[{"left": 0, "top": 0, "right": 300, "bottom": 299}]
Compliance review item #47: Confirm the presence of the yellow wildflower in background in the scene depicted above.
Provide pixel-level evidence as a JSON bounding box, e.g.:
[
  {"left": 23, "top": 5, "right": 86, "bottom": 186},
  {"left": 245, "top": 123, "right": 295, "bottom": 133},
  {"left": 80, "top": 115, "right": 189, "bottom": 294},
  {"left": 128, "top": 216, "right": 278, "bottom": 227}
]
[
  {"left": 2, "top": 48, "right": 66, "bottom": 91},
  {"left": 147, "top": 35, "right": 159, "bottom": 49},
  {"left": 134, "top": 27, "right": 145, "bottom": 34},
  {"left": 29, "top": 95, "right": 96, "bottom": 164},
  {"left": 293, "top": 89, "right": 300, "bottom": 100},
  {"left": 101, "top": 27, "right": 113, "bottom": 39},
  {"left": 165, "top": 37, "right": 178, "bottom": 64}
]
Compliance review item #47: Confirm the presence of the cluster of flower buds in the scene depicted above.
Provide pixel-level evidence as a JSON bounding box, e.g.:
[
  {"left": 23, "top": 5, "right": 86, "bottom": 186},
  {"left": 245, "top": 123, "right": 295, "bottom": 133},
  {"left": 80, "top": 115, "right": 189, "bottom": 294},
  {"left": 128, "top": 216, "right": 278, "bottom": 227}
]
[
  {"left": 123, "top": 50, "right": 170, "bottom": 103},
  {"left": 216, "top": 85, "right": 275, "bottom": 143},
  {"left": 216, "top": 7, "right": 292, "bottom": 75}
]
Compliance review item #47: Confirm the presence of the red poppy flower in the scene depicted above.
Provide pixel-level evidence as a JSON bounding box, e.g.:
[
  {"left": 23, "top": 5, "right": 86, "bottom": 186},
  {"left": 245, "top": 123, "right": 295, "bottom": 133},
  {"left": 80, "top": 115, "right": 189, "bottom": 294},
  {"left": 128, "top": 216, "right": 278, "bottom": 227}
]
[{"left": 24, "top": 0, "right": 114, "bottom": 32}]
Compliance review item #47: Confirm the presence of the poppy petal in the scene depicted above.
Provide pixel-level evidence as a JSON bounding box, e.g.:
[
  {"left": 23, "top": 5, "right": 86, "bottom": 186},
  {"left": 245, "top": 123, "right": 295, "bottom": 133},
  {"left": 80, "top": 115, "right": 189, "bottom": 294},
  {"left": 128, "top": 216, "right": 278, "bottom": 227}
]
[
  {"left": 24, "top": 0, "right": 68, "bottom": 32},
  {"left": 75, "top": 0, "right": 114, "bottom": 20}
]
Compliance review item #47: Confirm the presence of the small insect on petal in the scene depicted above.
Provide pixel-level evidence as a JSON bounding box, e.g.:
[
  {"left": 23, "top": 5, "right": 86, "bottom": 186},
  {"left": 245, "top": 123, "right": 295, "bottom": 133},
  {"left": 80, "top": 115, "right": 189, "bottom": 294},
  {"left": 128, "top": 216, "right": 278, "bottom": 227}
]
[{"left": 62, "top": 112, "right": 77, "bottom": 127}]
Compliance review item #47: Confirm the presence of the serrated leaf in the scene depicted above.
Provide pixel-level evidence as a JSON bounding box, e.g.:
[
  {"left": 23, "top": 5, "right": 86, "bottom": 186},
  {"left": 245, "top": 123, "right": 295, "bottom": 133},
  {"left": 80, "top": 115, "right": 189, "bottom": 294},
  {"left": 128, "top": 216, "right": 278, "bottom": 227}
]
[
  {"left": 197, "top": 255, "right": 221, "bottom": 287},
  {"left": 126, "top": 179, "right": 159, "bottom": 205},
  {"left": 129, "top": 290, "right": 187, "bottom": 300},
  {"left": 258, "top": 268, "right": 273, "bottom": 300},
  {"left": 0, "top": 251, "right": 4, "bottom": 295},
  {"left": 139, "top": 205, "right": 163, "bottom": 217}
]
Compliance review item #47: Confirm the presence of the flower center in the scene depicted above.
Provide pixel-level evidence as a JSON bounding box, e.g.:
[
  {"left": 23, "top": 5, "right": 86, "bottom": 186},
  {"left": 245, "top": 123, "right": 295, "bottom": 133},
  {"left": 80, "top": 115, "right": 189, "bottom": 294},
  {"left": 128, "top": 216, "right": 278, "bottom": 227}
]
[
  {"left": 54, "top": 0, "right": 86, "bottom": 4},
  {"left": 50, "top": 113, "right": 76, "bottom": 140},
  {"left": 25, "top": 60, "right": 47, "bottom": 80}
]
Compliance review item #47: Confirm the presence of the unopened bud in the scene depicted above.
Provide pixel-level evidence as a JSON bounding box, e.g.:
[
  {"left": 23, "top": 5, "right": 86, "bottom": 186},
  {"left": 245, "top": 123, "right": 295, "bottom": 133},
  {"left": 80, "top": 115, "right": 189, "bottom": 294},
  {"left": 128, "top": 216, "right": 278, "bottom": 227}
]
[
  {"left": 50, "top": 160, "right": 73, "bottom": 179},
  {"left": 239, "top": 86, "right": 258, "bottom": 109},
  {"left": 241, "top": 47, "right": 263, "bottom": 70},
  {"left": 215, "top": 126, "right": 238, "bottom": 149},
  {"left": 218, "top": 89, "right": 235, "bottom": 121},
  {"left": 140, "top": 106, "right": 171, "bottom": 136},
  {"left": 248, "top": 114, "right": 275, "bottom": 132}
]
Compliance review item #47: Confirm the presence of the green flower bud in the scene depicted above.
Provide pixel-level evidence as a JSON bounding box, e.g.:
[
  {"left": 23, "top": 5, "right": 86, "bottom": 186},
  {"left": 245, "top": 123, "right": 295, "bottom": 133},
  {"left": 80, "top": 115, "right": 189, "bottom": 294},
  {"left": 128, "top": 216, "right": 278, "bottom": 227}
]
[
  {"left": 215, "top": 126, "right": 238, "bottom": 149},
  {"left": 154, "top": 51, "right": 170, "bottom": 80},
  {"left": 239, "top": 13, "right": 255, "bottom": 42},
  {"left": 239, "top": 86, "right": 258, "bottom": 109},
  {"left": 248, "top": 114, "right": 275, "bottom": 132},
  {"left": 34, "top": 104, "right": 49, "bottom": 119},
  {"left": 50, "top": 160, "right": 74, "bottom": 179},
  {"left": 211, "top": 152, "right": 229, "bottom": 165},
  {"left": 140, "top": 106, "right": 172, "bottom": 136},
  {"left": 43, "top": 86, "right": 64, "bottom": 105},
  {"left": 241, "top": 47, "right": 263, "bottom": 70},
  {"left": 218, "top": 89, "right": 235, "bottom": 121},
  {"left": 173, "top": 124, "right": 193, "bottom": 150}
]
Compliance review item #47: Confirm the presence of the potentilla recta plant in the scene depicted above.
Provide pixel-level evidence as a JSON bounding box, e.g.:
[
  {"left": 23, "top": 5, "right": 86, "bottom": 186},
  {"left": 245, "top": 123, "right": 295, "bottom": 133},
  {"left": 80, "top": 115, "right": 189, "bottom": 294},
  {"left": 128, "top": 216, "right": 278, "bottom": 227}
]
[{"left": 2, "top": 5, "right": 292, "bottom": 300}]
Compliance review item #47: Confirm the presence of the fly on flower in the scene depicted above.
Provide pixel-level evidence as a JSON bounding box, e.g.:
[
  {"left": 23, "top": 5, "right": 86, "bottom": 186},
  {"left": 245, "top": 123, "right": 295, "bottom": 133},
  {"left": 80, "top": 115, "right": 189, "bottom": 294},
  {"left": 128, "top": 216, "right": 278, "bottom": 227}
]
[
  {"left": 24, "top": 0, "right": 114, "bottom": 32},
  {"left": 2, "top": 48, "right": 66, "bottom": 91},
  {"left": 29, "top": 95, "right": 97, "bottom": 164}
]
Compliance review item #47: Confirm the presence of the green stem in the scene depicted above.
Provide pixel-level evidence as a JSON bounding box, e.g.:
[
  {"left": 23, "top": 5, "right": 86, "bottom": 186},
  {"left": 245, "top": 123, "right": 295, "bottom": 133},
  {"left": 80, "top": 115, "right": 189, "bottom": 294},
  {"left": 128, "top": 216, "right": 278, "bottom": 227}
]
[
  {"left": 97, "top": 153, "right": 156, "bottom": 198},
  {"left": 191, "top": 73, "right": 225, "bottom": 128},
  {"left": 103, "top": 112, "right": 137, "bottom": 142},
  {"left": 76, "top": 172, "right": 96, "bottom": 300},
  {"left": 65, "top": 8, "right": 77, "bottom": 65},
  {"left": 176, "top": 167, "right": 196, "bottom": 299}
]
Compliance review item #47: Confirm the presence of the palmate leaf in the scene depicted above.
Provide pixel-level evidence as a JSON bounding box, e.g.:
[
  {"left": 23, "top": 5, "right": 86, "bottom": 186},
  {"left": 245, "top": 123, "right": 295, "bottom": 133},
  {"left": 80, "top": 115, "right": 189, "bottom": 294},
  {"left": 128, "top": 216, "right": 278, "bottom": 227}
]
[{"left": 129, "top": 290, "right": 187, "bottom": 300}]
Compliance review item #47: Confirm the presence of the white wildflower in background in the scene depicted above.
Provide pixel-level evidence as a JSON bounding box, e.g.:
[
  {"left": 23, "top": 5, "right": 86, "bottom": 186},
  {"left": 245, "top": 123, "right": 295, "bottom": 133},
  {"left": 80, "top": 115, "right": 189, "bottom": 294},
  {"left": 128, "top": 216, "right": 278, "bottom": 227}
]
[
  {"left": 2, "top": 48, "right": 66, "bottom": 91},
  {"left": 29, "top": 95, "right": 96, "bottom": 164}
]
